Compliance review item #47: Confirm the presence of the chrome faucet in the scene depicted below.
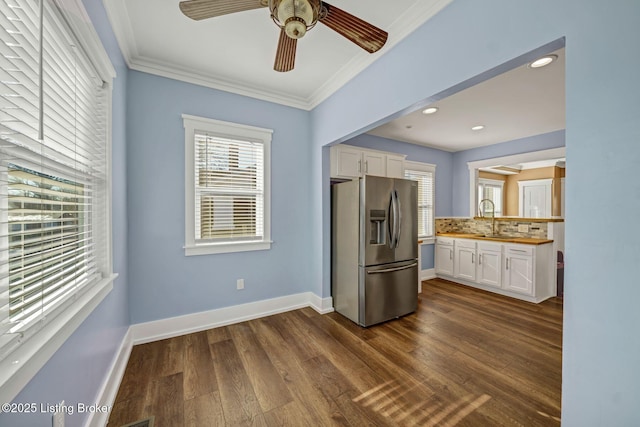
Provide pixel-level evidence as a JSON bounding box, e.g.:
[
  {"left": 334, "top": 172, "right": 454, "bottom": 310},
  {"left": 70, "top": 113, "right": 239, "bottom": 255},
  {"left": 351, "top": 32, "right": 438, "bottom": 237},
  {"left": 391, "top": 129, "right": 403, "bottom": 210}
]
[{"left": 478, "top": 198, "right": 496, "bottom": 236}]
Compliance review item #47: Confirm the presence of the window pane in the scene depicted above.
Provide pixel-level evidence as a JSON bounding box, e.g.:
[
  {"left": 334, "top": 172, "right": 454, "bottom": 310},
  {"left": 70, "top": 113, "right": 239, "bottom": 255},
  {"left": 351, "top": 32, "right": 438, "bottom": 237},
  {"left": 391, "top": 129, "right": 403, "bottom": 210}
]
[
  {"left": 194, "top": 132, "right": 263, "bottom": 242},
  {"left": 404, "top": 168, "right": 434, "bottom": 238},
  {"left": 7, "top": 164, "right": 92, "bottom": 327}
]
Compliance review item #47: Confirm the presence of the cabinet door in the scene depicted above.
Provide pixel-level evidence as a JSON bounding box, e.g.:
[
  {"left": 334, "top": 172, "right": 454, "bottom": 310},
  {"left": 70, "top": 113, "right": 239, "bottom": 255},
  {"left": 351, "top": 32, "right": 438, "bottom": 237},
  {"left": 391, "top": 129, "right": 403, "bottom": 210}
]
[
  {"left": 386, "top": 155, "right": 405, "bottom": 178},
  {"left": 504, "top": 253, "right": 534, "bottom": 295},
  {"left": 363, "top": 151, "right": 386, "bottom": 176},
  {"left": 435, "top": 244, "right": 454, "bottom": 276},
  {"left": 334, "top": 146, "right": 362, "bottom": 178},
  {"left": 477, "top": 248, "right": 502, "bottom": 288},
  {"left": 454, "top": 246, "right": 477, "bottom": 281}
]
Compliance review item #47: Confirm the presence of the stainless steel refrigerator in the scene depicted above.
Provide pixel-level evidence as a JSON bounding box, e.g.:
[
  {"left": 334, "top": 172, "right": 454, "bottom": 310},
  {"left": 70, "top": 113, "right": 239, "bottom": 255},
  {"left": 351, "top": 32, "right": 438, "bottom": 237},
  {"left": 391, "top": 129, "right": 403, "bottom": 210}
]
[{"left": 332, "top": 175, "right": 418, "bottom": 327}]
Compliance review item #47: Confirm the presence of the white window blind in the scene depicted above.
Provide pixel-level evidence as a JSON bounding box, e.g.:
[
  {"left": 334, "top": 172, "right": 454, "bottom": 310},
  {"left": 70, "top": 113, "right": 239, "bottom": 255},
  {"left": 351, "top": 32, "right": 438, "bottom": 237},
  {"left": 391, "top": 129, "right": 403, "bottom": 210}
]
[
  {"left": 478, "top": 178, "right": 504, "bottom": 216},
  {"left": 0, "top": 0, "right": 110, "bottom": 363},
  {"left": 195, "top": 134, "right": 263, "bottom": 242},
  {"left": 183, "top": 115, "right": 272, "bottom": 256},
  {"left": 404, "top": 162, "right": 435, "bottom": 239}
]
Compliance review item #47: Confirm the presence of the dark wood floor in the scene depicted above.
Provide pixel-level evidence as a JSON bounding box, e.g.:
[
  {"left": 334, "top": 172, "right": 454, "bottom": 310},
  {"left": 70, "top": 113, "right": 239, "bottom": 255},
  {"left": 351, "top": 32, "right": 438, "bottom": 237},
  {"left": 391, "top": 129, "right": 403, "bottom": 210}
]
[{"left": 107, "top": 278, "right": 563, "bottom": 426}]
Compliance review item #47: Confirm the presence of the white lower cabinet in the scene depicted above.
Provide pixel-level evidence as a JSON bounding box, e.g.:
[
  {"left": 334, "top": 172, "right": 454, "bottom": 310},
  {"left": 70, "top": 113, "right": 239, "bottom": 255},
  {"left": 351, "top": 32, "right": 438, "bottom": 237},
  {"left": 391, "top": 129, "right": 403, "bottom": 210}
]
[
  {"left": 477, "top": 242, "right": 502, "bottom": 289},
  {"left": 503, "top": 245, "right": 534, "bottom": 296},
  {"left": 454, "top": 239, "right": 476, "bottom": 281},
  {"left": 436, "top": 237, "right": 553, "bottom": 303},
  {"left": 435, "top": 237, "right": 454, "bottom": 276}
]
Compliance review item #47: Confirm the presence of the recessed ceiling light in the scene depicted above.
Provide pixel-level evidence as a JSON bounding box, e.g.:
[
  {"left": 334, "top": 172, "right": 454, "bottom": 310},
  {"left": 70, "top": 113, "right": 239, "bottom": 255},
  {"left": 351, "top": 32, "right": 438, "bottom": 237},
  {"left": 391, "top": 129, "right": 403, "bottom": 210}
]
[
  {"left": 471, "top": 125, "right": 485, "bottom": 131},
  {"left": 422, "top": 107, "right": 439, "bottom": 115},
  {"left": 529, "top": 54, "right": 558, "bottom": 68},
  {"left": 405, "top": 125, "right": 413, "bottom": 129}
]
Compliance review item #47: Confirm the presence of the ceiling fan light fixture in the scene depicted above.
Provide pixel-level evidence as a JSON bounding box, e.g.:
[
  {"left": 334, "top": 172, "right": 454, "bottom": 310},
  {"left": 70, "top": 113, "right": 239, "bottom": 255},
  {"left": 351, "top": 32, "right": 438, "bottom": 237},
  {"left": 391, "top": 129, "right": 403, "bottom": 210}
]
[{"left": 270, "top": 0, "right": 320, "bottom": 39}]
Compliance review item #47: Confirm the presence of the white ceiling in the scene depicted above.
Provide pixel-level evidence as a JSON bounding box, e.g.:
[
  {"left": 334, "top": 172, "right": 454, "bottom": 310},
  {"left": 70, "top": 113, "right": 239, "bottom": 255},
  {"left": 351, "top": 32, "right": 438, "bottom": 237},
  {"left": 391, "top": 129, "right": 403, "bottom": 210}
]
[
  {"left": 368, "top": 48, "right": 566, "bottom": 152},
  {"left": 104, "top": 1, "right": 565, "bottom": 153},
  {"left": 104, "top": 0, "right": 453, "bottom": 109}
]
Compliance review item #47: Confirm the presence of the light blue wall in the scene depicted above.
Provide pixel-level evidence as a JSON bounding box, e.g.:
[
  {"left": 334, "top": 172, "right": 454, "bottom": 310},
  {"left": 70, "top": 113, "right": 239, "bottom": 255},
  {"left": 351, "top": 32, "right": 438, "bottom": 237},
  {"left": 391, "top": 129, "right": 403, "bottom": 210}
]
[
  {"left": 0, "top": 0, "right": 130, "bottom": 426},
  {"left": 126, "top": 71, "right": 313, "bottom": 324},
  {"left": 310, "top": 0, "right": 640, "bottom": 425}
]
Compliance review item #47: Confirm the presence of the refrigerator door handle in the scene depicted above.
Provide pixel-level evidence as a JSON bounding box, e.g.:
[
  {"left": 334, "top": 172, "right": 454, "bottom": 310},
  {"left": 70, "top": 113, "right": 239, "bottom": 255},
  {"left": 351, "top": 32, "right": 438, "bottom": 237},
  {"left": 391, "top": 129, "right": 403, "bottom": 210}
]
[
  {"left": 394, "top": 189, "right": 402, "bottom": 249},
  {"left": 367, "top": 261, "right": 418, "bottom": 274},
  {"left": 388, "top": 192, "right": 397, "bottom": 248}
]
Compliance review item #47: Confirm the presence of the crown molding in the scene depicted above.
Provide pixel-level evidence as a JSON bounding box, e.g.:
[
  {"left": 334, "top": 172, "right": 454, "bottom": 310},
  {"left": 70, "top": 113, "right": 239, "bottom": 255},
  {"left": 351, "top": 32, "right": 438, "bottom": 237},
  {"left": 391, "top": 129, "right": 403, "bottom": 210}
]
[
  {"left": 104, "top": 0, "right": 453, "bottom": 111},
  {"left": 129, "top": 56, "right": 312, "bottom": 109}
]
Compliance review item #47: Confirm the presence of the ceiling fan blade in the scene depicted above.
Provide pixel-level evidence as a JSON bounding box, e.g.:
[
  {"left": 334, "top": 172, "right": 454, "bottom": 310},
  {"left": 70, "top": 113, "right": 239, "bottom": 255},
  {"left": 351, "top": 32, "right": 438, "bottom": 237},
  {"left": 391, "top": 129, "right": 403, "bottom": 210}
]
[
  {"left": 320, "top": 2, "right": 388, "bottom": 53},
  {"left": 179, "top": 0, "right": 266, "bottom": 21},
  {"left": 274, "top": 29, "right": 297, "bottom": 72}
]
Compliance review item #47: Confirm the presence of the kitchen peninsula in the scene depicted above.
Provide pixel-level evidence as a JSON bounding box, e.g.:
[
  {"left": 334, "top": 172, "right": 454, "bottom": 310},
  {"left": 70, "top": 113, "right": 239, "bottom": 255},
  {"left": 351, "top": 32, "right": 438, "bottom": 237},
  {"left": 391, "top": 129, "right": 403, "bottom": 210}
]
[{"left": 435, "top": 217, "right": 564, "bottom": 303}]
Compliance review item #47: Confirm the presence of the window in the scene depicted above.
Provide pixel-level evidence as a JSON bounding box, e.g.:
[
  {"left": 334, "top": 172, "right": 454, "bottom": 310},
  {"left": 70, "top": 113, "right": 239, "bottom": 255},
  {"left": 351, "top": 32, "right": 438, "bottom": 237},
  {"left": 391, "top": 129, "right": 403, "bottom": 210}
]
[
  {"left": 404, "top": 162, "right": 435, "bottom": 240},
  {"left": 477, "top": 179, "right": 504, "bottom": 216},
  {"left": 0, "top": 0, "right": 115, "bottom": 399},
  {"left": 183, "top": 115, "right": 272, "bottom": 255}
]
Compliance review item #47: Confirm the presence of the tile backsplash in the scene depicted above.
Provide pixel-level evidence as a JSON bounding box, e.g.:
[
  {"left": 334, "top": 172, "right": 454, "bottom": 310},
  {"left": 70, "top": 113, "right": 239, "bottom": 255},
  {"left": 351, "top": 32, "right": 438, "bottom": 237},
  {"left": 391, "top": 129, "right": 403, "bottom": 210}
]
[{"left": 436, "top": 218, "right": 548, "bottom": 239}]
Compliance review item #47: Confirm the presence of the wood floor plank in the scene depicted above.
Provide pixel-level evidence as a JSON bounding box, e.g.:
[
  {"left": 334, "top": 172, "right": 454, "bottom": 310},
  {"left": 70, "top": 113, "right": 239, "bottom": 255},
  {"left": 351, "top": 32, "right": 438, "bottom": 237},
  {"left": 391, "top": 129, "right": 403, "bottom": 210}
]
[
  {"left": 144, "top": 373, "right": 184, "bottom": 427},
  {"left": 250, "top": 317, "right": 352, "bottom": 427},
  {"left": 183, "top": 392, "right": 225, "bottom": 427},
  {"left": 183, "top": 331, "right": 218, "bottom": 400},
  {"left": 210, "top": 339, "right": 265, "bottom": 425},
  {"left": 227, "top": 322, "right": 294, "bottom": 412},
  {"left": 108, "top": 279, "right": 562, "bottom": 426},
  {"left": 113, "top": 342, "right": 159, "bottom": 403},
  {"left": 152, "top": 335, "right": 185, "bottom": 377}
]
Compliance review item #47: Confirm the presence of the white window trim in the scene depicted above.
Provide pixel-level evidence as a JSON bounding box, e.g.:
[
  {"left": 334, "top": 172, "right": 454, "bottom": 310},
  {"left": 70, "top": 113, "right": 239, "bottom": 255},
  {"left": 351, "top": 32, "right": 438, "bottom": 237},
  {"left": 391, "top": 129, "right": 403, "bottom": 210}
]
[
  {"left": 0, "top": 0, "right": 116, "bottom": 404},
  {"left": 183, "top": 114, "right": 272, "bottom": 256},
  {"left": 404, "top": 161, "right": 436, "bottom": 244}
]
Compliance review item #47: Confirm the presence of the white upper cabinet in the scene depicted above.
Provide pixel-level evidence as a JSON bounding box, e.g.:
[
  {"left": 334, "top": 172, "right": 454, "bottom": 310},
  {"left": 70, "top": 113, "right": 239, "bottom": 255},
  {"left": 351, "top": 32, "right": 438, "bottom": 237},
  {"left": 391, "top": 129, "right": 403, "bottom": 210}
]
[
  {"left": 362, "top": 151, "right": 386, "bottom": 176},
  {"left": 330, "top": 145, "right": 406, "bottom": 179},
  {"left": 386, "top": 154, "right": 406, "bottom": 178}
]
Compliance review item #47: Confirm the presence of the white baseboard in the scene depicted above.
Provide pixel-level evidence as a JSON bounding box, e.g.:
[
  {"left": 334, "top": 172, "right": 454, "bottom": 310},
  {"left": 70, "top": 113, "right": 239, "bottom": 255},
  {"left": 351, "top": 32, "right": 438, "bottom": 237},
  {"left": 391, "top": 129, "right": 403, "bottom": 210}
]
[
  {"left": 130, "top": 292, "right": 332, "bottom": 344},
  {"left": 86, "top": 328, "right": 132, "bottom": 427},
  {"left": 421, "top": 268, "right": 436, "bottom": 281}
]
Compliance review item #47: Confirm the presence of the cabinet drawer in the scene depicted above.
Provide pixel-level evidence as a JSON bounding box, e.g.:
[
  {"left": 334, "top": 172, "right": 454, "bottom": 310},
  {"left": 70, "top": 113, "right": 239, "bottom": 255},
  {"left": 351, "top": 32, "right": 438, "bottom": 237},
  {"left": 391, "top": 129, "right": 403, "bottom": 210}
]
[
  {"left": 436, "top": 237, "right": 454, "bottom": 246},
  {"left": 455, "top": 239, "right": 476, "bottom": 249},
  {"left": 477, "top": 242, "right": 502, "bottom": 252},
  {"left": 506, "top": 245, "right": 533, "bottom": 256}
]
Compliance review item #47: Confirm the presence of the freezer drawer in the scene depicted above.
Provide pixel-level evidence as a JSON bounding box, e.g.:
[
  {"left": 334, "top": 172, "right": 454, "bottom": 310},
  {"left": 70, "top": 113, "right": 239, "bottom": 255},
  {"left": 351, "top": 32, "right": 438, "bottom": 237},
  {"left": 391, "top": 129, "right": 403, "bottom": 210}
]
[{"left": 359, "top": 260, "right": 418, "bottom": 326}]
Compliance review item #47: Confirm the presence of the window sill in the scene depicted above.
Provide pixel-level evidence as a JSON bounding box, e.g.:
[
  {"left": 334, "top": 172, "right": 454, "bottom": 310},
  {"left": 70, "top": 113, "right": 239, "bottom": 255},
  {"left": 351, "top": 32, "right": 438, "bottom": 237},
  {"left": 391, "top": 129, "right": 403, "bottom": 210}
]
[
  {"left": 419, "top": 237, "right": 436, "bottom": 245},
  {"left": 184, "top": 240, "right": 272, "bottom": 256},
  {"left": 0, "top": 273, "right": 117, "bottom": 404}
]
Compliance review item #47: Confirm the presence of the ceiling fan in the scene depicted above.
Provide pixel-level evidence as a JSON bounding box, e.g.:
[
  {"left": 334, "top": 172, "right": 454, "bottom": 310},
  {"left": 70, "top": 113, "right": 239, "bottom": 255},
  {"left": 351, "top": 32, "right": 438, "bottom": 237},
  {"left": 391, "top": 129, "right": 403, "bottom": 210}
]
[{"left": 178, "top": 0, "right": 388, "bottom": 72}]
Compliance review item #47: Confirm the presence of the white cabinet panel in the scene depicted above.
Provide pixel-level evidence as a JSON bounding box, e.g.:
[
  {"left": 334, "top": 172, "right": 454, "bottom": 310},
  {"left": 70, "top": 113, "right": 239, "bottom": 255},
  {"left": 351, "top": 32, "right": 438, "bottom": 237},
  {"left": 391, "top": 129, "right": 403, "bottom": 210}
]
[
  {"left": 477, "top": 243, "right": 502, "bottom": 288},
  {"left": 362, "top": 151, "right": 386, "bottom": 176},
  {"left": 454, "top": 240, "right": 476, "bottom": 281},
  {"left": 435, "top": 243, "right": 454, "bottom": 276},
  {"left": 333, "top": 145, "right": 362, "bottom": 178},
  {"left": 503, "top": 249, "right": 534, "bottom": 296},
  {"left": 386, "top": 155, "right": 405, "bottom": 178}
]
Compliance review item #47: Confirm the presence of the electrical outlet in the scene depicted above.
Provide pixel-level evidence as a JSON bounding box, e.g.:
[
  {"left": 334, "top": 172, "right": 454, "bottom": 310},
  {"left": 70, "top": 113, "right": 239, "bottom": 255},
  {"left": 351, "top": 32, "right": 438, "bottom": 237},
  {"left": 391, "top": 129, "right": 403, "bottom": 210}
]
[
  {"left": 52, "top": 401, "right": 65, "bottom": 427},
  {"left": 518, "top": 224, "right": 529, "bottom": 233},
  {"left": 236, "top": 279, "right": 244, "bottom": 290}
]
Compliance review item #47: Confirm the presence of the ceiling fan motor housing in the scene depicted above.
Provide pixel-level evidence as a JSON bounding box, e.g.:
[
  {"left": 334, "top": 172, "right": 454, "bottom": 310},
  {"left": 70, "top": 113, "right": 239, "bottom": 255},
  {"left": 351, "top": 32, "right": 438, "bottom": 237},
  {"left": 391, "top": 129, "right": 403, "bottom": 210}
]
[{"left": 270, "top": 0, "right": 321, "bottom": 39}]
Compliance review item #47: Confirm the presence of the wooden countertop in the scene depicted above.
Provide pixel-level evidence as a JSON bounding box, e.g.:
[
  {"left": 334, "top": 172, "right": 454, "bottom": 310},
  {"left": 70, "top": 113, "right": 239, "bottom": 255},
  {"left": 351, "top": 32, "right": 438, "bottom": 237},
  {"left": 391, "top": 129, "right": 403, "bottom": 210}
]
[
  {"left": 473, "top": 216, "right": 564, "bottom": 223},
  {"left": 436, "top": 232, "right": 553, "bottom": 245}
]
